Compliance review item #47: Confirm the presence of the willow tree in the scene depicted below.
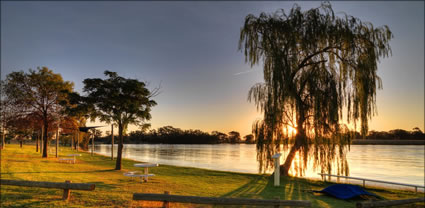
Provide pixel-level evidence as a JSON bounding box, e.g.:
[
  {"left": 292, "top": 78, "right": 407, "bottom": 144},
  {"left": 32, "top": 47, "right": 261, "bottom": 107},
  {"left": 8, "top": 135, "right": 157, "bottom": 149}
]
[{"left": 239, "top": 3, "right": 392, "bottom": 176}]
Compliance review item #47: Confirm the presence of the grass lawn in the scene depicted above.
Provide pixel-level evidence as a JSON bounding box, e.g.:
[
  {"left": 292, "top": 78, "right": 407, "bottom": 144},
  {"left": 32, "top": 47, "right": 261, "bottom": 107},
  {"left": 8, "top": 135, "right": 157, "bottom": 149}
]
[{"left": 1, "top": 144, "right": 423, "bottom": 207}]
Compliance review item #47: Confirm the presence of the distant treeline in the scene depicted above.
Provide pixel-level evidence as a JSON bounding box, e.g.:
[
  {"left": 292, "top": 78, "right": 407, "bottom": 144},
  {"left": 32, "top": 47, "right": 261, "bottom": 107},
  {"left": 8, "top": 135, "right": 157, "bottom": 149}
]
[
  {"left": 363, "top": 128, "right": 424, "bottom": 140},
  {"left": 99, "top": 126, "right": 254, "bottom": 144},
  {"left": 97, "top": 126, "right": 423, "bottom": 144}
]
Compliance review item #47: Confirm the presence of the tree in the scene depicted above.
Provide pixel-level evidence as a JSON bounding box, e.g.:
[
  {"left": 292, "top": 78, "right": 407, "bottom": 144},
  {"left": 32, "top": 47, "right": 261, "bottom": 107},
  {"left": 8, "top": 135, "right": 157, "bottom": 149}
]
[
  {"left": 5, "top": 114, "right": 37, "bottom": 148},
  {"left": 0, "top": 96, "right": 15, "bottom": 149},
  {"left": 388, "top": 129, "right": 410, "bottom": 140},
  {"left": 212, "top": 131, "right": 228, "bottom": 143},
  {"left": 89, "top": 129, "right": 102, "bottom": 139},
  {"left": 239, "top": 3, "right": 392, "bottom": 175},
  {"left": 228, "top": 131, "right": 241, "bottom": 143},
  {"left": 412, "top": 127, "right": 422, "bottom": 133},
  {"left": 411, "top": 127, "right": 424, "bottom": 139},
  {"left": 83, "top": 71, "right": 157, "bottom": 170},
  {"left": 244, "top": 134, "right": 255, "bottom": 144},
  {"left": 2, "top": 67, "right": 73, "bottom": 157}
]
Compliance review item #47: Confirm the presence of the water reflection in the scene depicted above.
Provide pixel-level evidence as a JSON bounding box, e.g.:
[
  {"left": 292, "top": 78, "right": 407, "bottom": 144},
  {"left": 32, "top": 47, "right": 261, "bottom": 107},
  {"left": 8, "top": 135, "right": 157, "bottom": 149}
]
[{"left": 95, "top": 144, "right": 424, "bottom": 186}]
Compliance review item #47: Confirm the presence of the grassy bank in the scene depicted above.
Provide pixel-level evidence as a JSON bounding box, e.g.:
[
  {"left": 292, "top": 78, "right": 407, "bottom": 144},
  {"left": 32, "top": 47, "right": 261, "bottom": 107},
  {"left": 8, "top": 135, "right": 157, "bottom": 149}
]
[{"left": 1, "top": 144, "right": 423, "bottom": 207}]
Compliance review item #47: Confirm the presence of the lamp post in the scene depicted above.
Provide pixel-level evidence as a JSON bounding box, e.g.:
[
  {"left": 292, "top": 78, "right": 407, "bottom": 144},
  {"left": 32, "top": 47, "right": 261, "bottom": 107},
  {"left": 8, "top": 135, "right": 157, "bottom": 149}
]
[
  {"left": 56, "top": 122, "right": 60, "bottom": 158},
  {"left": 76, "top": 131, "right": 79, "bottom": 152}
]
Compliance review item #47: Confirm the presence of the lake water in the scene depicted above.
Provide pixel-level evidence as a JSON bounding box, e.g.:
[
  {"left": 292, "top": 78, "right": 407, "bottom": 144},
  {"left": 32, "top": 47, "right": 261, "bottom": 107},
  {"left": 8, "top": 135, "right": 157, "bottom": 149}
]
[{"left": 94, "top": 144, "right": 424, "bottom": 190}]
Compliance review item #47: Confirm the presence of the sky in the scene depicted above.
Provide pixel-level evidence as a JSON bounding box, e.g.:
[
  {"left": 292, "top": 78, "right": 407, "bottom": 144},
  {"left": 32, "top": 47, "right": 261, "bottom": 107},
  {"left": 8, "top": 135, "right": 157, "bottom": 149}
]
[{"left": 1, "top": 1, "right": 424, "bottom": 136}]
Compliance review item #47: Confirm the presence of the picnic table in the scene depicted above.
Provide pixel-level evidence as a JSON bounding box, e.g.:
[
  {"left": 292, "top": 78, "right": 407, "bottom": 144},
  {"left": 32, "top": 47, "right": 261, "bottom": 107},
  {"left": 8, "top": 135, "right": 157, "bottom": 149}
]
[
  {"left": 59, "top": 154, "right": 81, "bottom": 164},
  {"left": 124, "top": 163, "right": 159, "bottom": 182}
]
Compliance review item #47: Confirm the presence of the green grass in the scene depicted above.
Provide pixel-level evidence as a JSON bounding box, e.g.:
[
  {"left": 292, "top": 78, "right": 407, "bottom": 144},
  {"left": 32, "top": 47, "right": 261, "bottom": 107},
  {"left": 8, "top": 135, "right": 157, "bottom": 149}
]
[{"left": 1, "top": 144, "right": 423, "bottom": 207}]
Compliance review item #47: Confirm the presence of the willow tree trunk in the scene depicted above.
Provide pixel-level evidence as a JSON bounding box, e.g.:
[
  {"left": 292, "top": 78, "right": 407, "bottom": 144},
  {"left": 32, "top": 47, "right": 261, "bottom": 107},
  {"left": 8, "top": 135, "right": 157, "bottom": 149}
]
[
  {"left": 280, "top": 135, "right": 302, "bottom": 176},
  {"left": 280, "top": 111, "right": 306, "bottom": 176},
  {"left": 115, "top": 123, "right": 124, "bottom": 170}
]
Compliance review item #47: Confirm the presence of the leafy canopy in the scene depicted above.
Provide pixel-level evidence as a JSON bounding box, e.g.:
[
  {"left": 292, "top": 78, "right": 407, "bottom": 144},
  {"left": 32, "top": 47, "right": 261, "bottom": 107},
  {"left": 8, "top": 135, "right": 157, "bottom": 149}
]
[
  {"left": 2, "top": 67, "right": 73, "bottom": 129},
  {"left": 83, "top": 71, "right": 157, "bottom": 129}
]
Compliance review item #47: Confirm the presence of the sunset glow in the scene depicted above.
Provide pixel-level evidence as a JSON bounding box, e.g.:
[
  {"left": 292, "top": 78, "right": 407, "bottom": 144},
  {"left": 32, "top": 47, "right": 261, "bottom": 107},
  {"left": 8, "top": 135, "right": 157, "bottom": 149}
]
[
  {"left": 1, "top": 1, "right": 423, "bottom": 136},
  {"left": 0, "top": 2, "right": 423, "bottom": 207}
]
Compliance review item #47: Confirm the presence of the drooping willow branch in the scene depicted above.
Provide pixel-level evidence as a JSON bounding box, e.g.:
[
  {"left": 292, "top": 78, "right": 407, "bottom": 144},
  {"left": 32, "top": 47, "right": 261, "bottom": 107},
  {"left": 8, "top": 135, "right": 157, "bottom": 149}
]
[{"left": 239, "top": 2, "right": 392, "bottom": 175}]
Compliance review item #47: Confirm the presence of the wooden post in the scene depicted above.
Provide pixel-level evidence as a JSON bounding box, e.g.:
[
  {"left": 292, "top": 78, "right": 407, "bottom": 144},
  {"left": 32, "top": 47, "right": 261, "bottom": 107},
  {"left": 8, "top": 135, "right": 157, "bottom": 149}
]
[
  {"left": 111, "top": 124, "right": 114, "bottom": 160},
  {"left": 1, "top": 179, "right": 95, "bottom": 190},
  {"left": 71, "top": 132, "right": 74, "bottom": 150},
  {"left": 162, "top": 191, "right": 170, "bottom": 208},
  {"left": 272, "top": 153, "right": 282, "bottom": 187},
  {"left": 144, "top": 167, "right": 149, "bottom": 182},
  {"left": 63, "top": 180, "right": 72, "bottom": 201},
  {"left": 56, "top": 123, "right": 59, "bottom": 158},
  {"left": 76, "top": 132, "right": 79, "bottom": 152},
  {"left": 274, "top": 196, "right": 280, "bottom": 208},
  {"left": 91, "top": 134, "right": 94, "bottom": 156}
]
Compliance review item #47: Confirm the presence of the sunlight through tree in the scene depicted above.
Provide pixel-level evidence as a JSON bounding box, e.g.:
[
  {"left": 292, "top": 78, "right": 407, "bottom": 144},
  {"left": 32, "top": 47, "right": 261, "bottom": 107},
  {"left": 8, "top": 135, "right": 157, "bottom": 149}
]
[{"left": 239, "top": 2, "right": 392, "bottom": 176}]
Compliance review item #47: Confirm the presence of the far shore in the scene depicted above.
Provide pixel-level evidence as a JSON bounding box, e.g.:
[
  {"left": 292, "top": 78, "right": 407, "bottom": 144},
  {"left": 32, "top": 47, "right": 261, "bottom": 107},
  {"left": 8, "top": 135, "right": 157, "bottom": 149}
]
[
  {"left": 351, "top": 139, "right": 425, "bottom": 145},
  {"left": 102, "top": 139, "right": 425, "bottom": 145},
  {"left": 7, "top": 139, "right": 425, "bottom": 147}
]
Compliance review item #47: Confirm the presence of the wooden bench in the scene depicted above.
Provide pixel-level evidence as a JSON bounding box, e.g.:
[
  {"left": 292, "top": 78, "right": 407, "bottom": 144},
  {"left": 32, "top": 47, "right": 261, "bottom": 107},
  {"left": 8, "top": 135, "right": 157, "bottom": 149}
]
[
  {"left": 1, "top": 179, "right": 95, "bottom": 201},
  {"left": 124, "top": 171, "right": 155, "bottom": 182}
]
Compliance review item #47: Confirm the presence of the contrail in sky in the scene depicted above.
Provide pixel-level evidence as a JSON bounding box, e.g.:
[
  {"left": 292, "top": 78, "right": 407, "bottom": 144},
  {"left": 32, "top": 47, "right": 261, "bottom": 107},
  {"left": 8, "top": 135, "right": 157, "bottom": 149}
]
[{"left": 233, "top": 70, "right": 255, "bottom": 76}]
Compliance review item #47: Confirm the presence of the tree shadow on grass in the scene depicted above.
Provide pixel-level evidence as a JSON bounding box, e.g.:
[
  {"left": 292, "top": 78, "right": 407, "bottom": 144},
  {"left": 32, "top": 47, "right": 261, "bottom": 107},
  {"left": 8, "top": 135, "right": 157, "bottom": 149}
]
[
  {"left": 5, "top": 159, "right": 28, "bottom": 162},
  {"left": 1, "top": 186, "right": 63, "bottom": 203},
  {"left": 90, "top": 181, "right": 117, "bottom": 190},
  {"left": 220, "top": 175, "right": 354, "bottom": 208},
  {"left": 1, "top": 193, "right": 33, "bottom": 200},
  {"left": 0, "top": 199, "right": 54, "bottom": 208}
]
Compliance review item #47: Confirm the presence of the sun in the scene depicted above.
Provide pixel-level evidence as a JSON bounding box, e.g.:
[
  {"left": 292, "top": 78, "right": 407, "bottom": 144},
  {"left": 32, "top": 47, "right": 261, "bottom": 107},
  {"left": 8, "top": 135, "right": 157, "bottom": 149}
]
[{"left": 286, "top": 125, "right": 297, "bottom": 136}]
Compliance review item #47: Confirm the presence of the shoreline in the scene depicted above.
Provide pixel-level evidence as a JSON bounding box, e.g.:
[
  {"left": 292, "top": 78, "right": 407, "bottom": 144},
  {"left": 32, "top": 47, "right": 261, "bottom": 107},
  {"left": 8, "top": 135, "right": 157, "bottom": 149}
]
[
  {"left": 92, "top": 146, "right": 425, "bottom": 192},
  {"left": 95, "top": 151, "right": 425, "bottom": 192},
  {"left": 94, "top": 139, "right": 425, "bottom": 145},
  {"left": 2, "top": 144, "right": 424, "bottom": 207},
  {"left": 351, "top": 139, "right": 425, "bottom": 145}
]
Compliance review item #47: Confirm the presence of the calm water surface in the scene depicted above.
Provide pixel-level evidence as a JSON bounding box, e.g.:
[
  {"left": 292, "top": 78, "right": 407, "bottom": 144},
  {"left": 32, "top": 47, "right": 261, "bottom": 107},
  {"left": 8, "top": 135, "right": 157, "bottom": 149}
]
[{"left": 95, "top": 144, "right": 424, "bottom": 188}]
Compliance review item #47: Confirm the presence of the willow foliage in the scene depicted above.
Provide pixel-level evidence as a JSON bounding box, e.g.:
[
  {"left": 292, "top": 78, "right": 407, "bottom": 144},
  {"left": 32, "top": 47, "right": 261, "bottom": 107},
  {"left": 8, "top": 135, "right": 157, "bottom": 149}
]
[{"left": 239, "top": 3, "right": 392, "bottom": 175}]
